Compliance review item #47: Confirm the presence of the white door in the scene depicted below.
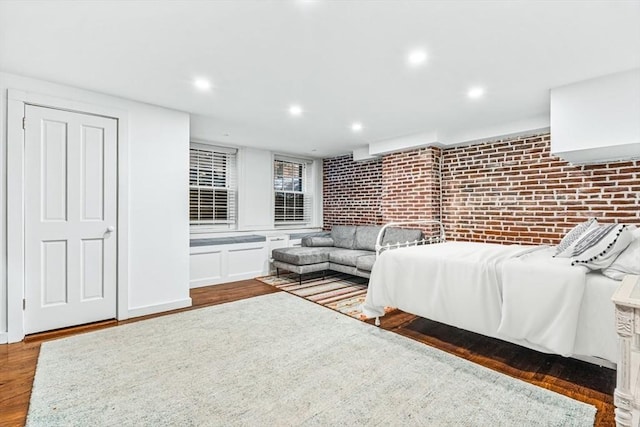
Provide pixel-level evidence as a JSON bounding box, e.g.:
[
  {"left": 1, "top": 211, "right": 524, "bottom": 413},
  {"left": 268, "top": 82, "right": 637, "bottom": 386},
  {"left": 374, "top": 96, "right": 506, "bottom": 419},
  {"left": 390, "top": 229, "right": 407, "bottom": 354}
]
[{"left": 24, "top": 105, "right": 117, "bottom": 334}]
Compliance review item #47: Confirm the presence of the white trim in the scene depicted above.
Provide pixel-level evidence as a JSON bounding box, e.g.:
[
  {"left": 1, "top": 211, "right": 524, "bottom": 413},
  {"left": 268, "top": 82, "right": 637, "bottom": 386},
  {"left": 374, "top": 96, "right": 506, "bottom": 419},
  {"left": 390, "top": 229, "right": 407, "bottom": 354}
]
[
  {"left": 189, "top": 142, "right": 238, "bottom": 227},
  {"left": 6, "top": 89, "right": 130, "bottom": 343},
  {"left": 7, "top": 91, "right": 25, "bottom": 343},
  {"left": 190, "top": 141, "right": 238, "bottom": 154},
  {"left": 274, "top": 153, "right": 314, "bottom": 164},
  {"left": 190, "top": 138, "right": 239, "bottom": 152},
  {"left": 127, "top": 297, "right": 192, "bottom": 318},
  {"left": 0, "top": 332, "right": 7, "bottom": 344},
  {"left": 273, "top": 156, "right": 312, "bottom": 226}
]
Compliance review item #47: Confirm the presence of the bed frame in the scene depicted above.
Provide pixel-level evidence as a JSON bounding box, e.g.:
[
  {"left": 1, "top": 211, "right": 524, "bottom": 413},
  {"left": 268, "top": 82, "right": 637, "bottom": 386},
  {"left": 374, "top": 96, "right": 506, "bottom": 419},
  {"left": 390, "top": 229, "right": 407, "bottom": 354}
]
[
  {"left": 375, "top": 219, "right": 446, "bottom": 256},
  {"left": 366, "top": 220, "right": 619, "bottom": 368},
  {"left": 371, "top": 219, "right": 446, "bottom": 326}
]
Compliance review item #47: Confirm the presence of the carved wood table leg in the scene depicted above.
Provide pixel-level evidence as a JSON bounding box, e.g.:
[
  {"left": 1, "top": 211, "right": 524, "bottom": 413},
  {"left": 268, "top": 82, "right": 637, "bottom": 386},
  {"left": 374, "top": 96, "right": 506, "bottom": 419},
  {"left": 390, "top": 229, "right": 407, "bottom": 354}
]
[{"left": 615, "top": 305, "right": 634, "bottom": 427}]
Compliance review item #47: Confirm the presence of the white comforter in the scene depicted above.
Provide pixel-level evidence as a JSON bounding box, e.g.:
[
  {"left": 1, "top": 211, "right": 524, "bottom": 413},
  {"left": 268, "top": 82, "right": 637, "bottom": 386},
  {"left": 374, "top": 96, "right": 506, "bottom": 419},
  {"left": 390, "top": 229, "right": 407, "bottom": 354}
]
[{"left": 363, "top": 242, "right": 587, "bottom": 357}]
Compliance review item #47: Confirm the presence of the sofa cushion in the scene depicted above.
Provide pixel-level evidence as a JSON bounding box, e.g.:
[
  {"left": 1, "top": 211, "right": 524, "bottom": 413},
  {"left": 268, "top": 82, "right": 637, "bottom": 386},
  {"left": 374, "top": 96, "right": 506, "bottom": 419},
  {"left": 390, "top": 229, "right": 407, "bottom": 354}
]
[
  {"left": 355, "top": 226, "right": 383, "bottom": 251},
  {"left": 273, "top": 260, "right": 329, "bottom": 275},
  {"left": 272, "top": 247, "right": 339, "bottom": 265},
  {"left": 356, "top": 254, "right": 376, "bottom": 272},
  {"left": 382, "top": 227, "right": 423, "bottom": 246},
  {"left": 329, "top": 249, "right": 373, "bottom": 267},
  {"left": 331, "top": 225, "right": 357, "bottom": 249},
  {"left": 330, "top": 263, "right": 362, "bottom": 277},
  {"left": 302, "top": 236, "right": 335, "bottom": 247}
]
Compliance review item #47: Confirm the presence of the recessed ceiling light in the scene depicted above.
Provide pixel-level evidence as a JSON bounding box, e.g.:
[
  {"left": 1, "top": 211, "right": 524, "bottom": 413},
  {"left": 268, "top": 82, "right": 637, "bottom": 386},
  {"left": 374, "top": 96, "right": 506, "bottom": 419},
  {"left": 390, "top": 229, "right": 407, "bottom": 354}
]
[
  {"left": 289, "top": 104, "right": 303, "bottom": 116},
  {"left": 468, "top": 87, "right": 485, "bottom": 99},
  {"left": 407, "top": 49, "right": 427, "bottom": 66},
  {"left": 194, "top": 78, "right": 211, "bottom": 91},
  {"left": 351, "top": 122, "right": 363, "bottom": 133}
]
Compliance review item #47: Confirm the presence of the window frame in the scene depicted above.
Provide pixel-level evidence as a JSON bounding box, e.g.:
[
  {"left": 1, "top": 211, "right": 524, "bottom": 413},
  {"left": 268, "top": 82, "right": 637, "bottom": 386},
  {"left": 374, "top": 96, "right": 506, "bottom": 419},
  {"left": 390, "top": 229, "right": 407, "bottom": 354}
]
[
  {"left": 273, "top": 155, "right": 313, "bottom": 226},
  {"left": 189, "top": 142, "right": 237, "bottom": 231}
]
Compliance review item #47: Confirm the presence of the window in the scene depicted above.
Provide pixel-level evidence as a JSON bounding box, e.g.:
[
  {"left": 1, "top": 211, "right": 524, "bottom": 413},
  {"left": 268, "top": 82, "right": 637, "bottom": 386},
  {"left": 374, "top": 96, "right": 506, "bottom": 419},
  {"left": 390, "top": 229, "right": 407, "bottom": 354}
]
[
  {"left": 274, "top": 157, "right": 311, "bottom": 225},
  {"left": 189, "top": 143, "right": 237, "bottom": 226}
]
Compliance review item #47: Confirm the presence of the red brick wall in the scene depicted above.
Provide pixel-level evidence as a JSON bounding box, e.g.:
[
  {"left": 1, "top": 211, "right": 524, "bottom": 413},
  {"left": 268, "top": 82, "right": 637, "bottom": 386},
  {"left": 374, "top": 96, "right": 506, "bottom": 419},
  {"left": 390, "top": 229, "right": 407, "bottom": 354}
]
[
  {"left": 381, "top": 147, "right": 442, "bottom": 223},
  {"left": 322, "top": 155, "right": 382, "bottom": 229},
  {"left": 442, "top": 133, "right": 640, "bottom": 244},
  {"left": 323, "top": 133, "right": 640, "bottom": 243}
]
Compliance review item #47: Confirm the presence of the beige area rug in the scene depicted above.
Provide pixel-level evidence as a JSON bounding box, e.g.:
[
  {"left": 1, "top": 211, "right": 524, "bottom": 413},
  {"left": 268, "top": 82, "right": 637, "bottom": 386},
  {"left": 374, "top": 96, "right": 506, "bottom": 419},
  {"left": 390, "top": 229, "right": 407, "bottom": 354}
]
[
  {"left": 27, "top": 293, "right": 596, "bottom": 426},
  {"left": 257, "top": 271, "right": 395, "bottom": 320}
]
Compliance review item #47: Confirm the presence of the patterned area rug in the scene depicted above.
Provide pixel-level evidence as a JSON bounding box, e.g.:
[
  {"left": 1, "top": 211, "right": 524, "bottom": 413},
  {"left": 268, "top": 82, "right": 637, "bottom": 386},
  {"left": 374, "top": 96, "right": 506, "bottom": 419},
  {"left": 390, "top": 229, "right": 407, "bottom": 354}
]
[
  {"left": 257, "top": 272, "right": 394, "bottom": 320},
  {"left": 27, "top": 293, "right": 597, "bottom": 426}
]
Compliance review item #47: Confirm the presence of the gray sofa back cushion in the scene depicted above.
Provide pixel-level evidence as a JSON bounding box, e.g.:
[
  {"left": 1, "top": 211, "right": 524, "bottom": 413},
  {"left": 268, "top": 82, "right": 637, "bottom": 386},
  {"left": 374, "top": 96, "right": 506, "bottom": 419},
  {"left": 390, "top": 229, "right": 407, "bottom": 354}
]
[
  {"left": 331, "top": 225, "right": 357, "bottom": 249},
  {"left": 382, "top": 227, "right": 423, "bottom": 246},
  {"left": 302, "top": 236, "right": 335, "bottom": 247},
  {"left": 355, "top": 226, "right": 383, "bottom": 251}
]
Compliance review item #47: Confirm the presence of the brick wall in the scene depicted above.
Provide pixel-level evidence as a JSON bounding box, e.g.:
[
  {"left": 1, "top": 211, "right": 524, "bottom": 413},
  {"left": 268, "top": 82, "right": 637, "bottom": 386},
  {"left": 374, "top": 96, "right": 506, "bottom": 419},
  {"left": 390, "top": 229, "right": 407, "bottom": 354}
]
[
  {"left": 323, "top": 133, "right": 640, "bottom": 243},
  {"left": 442, "top": 133, "right": 640, "bottom": 244},
  {"left": 322, "top": 155, "right": 383, "bottom": 229},
  {"left": 381, "top": 147, "right": 442, "bottom": 223}
]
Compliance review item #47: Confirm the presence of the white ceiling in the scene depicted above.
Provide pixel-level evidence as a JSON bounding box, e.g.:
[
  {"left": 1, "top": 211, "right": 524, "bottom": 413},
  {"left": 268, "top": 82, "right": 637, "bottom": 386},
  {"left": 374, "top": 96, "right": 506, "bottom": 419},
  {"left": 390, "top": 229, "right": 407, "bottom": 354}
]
[{"left": 1, "top": 0, "right": 639, "bottom": 157}]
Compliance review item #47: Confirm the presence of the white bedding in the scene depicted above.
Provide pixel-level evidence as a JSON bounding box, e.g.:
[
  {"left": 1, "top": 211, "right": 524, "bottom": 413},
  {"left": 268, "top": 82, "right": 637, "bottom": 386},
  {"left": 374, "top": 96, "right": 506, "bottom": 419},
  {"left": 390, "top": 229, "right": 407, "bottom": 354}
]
[{"left": 363, "top": 241, "right": 619, "bottom": 364}]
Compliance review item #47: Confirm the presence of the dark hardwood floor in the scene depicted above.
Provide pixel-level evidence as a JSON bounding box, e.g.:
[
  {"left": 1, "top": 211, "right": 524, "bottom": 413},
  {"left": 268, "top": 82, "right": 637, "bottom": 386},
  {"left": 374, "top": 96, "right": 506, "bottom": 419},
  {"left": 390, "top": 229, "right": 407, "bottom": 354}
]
[
  {"left": 0, "top": 279, "right": 615, "bottom": 426},
  {"left": 373, "top": 311, "right": 616, "bottom": 427}
]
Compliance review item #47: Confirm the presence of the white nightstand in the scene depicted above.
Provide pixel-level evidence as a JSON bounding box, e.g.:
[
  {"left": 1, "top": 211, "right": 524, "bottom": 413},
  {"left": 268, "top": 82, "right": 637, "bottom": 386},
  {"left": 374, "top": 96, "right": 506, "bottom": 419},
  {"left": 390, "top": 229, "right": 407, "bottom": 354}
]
[{"left": 611, "top": 274, "right": 640, "bottom": 427}]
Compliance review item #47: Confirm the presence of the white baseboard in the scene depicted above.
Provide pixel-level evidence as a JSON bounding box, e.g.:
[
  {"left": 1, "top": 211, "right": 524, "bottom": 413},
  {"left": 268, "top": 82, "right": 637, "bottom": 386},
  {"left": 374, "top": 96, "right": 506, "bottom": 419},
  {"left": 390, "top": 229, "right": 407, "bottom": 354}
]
[
  {"left": 0, "top": 332, "right": 8, "bottom": 344},
  {"left": 127, "top": 298, "right": 193, "bottom": 318},
  {"left": 190, "top": 271, "right": 263, "bottom": 288}
]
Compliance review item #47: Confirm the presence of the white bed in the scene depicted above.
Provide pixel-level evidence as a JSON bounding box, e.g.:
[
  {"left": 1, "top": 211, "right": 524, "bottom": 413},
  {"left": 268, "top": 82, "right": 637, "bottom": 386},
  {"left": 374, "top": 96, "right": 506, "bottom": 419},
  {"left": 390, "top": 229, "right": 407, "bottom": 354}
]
[{"left": 363, "top": 241, "right": 619, "bottom": 366}]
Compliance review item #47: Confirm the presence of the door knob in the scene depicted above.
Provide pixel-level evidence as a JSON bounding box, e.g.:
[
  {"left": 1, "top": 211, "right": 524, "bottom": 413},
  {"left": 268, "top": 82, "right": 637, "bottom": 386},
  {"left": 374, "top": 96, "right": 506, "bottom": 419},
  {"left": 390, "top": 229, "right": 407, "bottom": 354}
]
[{"left": 106, "top": 226, "right": 115, "bottom": 233}]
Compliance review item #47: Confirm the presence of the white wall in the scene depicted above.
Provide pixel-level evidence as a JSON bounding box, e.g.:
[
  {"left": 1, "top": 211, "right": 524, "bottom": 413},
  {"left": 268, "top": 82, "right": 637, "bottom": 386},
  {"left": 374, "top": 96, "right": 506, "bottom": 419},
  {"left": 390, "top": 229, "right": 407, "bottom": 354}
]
[
  {"left": 127, "top": 104, "right": 190, "bottom": 314},
  {"left": 551, "top": 68, "right": 640, "bottom": 164},
  {"left": 237, "top": 147, "right": 274, "bottom": 230},
  {"left": 0, "top": 72, "right": 191, "bottom": 340},
  {"left": 190, "top": 116, "right": 323, "bottom": 235}
]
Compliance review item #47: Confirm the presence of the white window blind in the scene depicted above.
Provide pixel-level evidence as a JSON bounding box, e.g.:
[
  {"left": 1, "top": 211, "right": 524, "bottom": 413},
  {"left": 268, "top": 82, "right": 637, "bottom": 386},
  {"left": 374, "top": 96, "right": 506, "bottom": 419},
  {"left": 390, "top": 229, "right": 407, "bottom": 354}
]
[
  {"left": 189, "top": 143, "right": 237, "bottom": 225},
  {"left": 274, "top": 157, "right": 311, "bottom": 224}
]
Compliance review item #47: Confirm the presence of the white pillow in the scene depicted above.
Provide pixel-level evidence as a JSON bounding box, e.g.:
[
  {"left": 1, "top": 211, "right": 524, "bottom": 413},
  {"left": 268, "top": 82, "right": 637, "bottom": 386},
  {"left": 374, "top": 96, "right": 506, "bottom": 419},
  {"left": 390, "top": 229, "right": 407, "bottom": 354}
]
[
  {"left": 602, "top": 226, "right": 640, "bottom": 280},
  {"left": 570, "top": 223, "right": 634, "bottom": 270},
  {"left": 555, "top": 218, "right": 598, "bottom": 258}
]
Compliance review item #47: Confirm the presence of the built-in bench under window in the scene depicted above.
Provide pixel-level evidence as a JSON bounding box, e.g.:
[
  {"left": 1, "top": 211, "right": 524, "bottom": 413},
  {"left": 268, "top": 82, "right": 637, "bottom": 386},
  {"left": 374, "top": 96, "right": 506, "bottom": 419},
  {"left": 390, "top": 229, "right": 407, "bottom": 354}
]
[{"left": 190, "top": 235, "right": 266, "bottom": 247}]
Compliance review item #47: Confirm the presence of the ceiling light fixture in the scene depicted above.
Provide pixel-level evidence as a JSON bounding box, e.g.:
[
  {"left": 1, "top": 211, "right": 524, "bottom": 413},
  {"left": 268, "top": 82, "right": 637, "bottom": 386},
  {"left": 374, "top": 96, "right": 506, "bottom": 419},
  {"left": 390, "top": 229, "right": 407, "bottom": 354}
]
[
  {"left": 289, "top": 104, "right": 303, "bottom": 116},
  {"left": 351, "top": 122, "right": 363, "bottom": 133},
  {"left": 407, "top": 49, "right": 427, "bottom": 66},
  {"left": 194, "top": 78, "right": 211, "bottom": 91},
  {"left": 468, "top": 87, "right": 485, "bottom": 99}
]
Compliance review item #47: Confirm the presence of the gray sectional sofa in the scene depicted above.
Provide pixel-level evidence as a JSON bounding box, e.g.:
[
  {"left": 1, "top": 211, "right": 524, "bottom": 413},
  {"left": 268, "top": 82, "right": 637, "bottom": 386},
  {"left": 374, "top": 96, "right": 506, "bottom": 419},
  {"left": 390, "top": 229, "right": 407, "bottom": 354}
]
[{"left": 272, "top": 225, "right": 422, "bottom": 282}]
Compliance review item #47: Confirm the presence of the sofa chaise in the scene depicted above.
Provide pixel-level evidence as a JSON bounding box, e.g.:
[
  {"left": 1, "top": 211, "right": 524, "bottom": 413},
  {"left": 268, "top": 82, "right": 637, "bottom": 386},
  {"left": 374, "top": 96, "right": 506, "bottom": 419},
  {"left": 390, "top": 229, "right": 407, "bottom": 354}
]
[{"left": 271, "top": 225, "right": 422, "bottom": 282}]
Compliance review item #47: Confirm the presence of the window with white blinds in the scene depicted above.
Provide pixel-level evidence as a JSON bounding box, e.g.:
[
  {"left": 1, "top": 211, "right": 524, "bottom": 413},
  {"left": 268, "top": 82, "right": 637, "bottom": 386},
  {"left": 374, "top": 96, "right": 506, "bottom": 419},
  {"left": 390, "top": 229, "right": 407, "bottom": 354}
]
[
  {"left": 189, "top": 143, "right": 237, "bottom": 226},
  {"left": 274, "top": 157, "right": 311, "bottom": 224}
]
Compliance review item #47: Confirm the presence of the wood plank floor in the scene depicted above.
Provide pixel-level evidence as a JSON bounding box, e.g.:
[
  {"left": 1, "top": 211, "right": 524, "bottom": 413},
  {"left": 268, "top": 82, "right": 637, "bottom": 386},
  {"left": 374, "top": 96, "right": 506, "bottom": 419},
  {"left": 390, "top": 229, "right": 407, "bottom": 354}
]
[
  {"left": 0, "top": 279, "right": 615, "bottom": 426},
  {"left": 375, "top": 311, "right": 616, "bottom": 426}
]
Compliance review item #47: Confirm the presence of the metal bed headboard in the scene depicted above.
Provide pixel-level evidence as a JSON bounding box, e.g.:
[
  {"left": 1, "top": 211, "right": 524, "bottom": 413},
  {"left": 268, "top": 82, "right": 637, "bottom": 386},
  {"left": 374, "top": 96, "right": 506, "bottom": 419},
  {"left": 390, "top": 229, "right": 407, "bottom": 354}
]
[{"left": 375, "top": 219, "right": 446, "bottom": 256}]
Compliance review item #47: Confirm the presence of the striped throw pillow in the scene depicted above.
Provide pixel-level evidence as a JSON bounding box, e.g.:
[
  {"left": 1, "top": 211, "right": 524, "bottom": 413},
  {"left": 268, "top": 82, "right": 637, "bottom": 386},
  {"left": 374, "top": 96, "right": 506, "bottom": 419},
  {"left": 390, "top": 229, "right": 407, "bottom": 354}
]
[
  {"left": 570, "top": 223, "right": 634, "bottom": 270},
  {"left": 554, "top": 218, "right": 598, "bottom": 257}
]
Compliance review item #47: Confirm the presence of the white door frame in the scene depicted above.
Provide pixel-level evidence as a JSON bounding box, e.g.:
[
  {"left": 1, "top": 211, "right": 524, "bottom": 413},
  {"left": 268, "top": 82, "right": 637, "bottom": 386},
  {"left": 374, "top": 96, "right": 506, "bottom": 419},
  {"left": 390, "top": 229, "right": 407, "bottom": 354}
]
[{"left": 6, "top": 89, "right": 129, "bottom": 343}]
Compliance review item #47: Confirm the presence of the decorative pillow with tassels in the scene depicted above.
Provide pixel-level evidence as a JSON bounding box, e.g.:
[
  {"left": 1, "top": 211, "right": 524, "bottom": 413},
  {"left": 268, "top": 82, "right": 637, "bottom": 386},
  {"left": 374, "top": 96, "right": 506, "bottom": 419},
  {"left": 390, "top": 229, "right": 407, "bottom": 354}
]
[
  {"left": 602, "top": 226, "right": 640, "bottom": 280},
  {"left": 554, "top": 217, "right": 598, "bottom": 257},
  {"left": 570, "top": 223, "right": 634, "bottom": 270}
]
